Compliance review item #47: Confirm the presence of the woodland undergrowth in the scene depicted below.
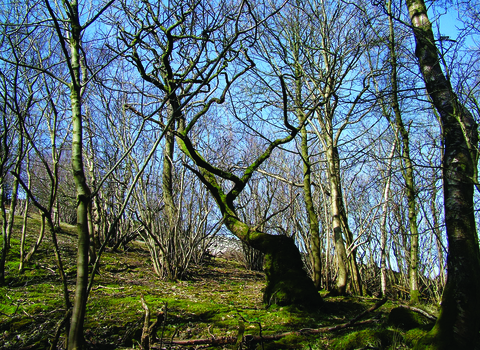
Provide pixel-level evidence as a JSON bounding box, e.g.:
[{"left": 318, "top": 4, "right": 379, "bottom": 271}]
[{"left": 1, "top": 215, "right": 436, "bottom": 349}]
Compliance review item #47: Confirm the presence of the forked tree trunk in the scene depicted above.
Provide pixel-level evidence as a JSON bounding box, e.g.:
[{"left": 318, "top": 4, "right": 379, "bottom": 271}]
[
  {"left": 327, "top": 144, "right": 362, "bottom": 295},
  {"left": 406, "top": 0, "right": 480, "bottom": 347},
  {"left": 177, "top": 141, "right": 322, "bottom": 309}
]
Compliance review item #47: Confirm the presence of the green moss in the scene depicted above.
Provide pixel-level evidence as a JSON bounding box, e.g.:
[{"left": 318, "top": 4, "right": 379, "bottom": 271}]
[
  {"left": 263, "top": 333, "right": 305, "bottom": 349},
  {"left": 331, "top": 329, "right": 399, "bottom": 350},
  {"left": 410, "top": 290, "right": 420, "bottom": 305},
  {"left": 405, "top": 327, "right": 429, "bottom": 346},
  {"left": 2, "top": 215, "right": 445, "bottom": 350},
  {"left": 10, "top": 318, "right": 34, "bottom": 331},
  {"left": 388, "top": 307, "right": 433, "bottom": 331}
]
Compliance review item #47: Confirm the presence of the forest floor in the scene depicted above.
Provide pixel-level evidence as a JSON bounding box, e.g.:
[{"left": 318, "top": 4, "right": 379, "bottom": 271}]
[{"left": 1, "top": 215, "right": 436, "bottom": 349}]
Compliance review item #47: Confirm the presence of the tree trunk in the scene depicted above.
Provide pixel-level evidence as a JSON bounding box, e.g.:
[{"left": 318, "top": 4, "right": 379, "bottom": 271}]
[
  {"left": 320, "top": 183, "right": 332, "bottom": 291},
  {"left": 406, "top": 0, "right": 480, "bottom": 347},
  {"left": 0, "top": 131, "right": 23, "bottom": 285},
  {"left": 327, "top": 144, "right": 362, "bottom": 295},
  {"left": 18, "top": 155, "right": 30, "bottom": 272},
  {"left": 342, "top": 219, "right": 363, "bottom": 295},
  {"left": 65, "top": 1, "right": 91, "bottom": 347},
  {"left": 386, "top": 0, "right": 420, "bottom": 304},
  {"left": 430, "top": 182, "right": 445, "bottom": 289},
  {"left": 68, "top": 95, "right": 90, "bottom": 350},
  {"left": 162, "top": 113, "right": 176, "bottom": 228},
  {"left": 162, "top": 111, "right": 177, "bottom": 281},
  {"left": 300, "top": 125, "right": 322, "bottom": 290},
  {"left": 5, "top": 142, "right": 22, "bottom": 248},
  {"left": 68, "top": 92, "right": 90, "bottom": 350},
  {"left": 25, "top": 211, "right": 45, "bottom": 263},
  {"left": 0, "top": 185, "right": 7, "bottom": 286},
  {"left": 227, "top": 214, "right": 322, "bottom": 308},
  {"left": 294, "top": 61, "right": 322, "bottom": 290},
  {"left": 380, "top": 139, "right": 396, "bottom": 297}
]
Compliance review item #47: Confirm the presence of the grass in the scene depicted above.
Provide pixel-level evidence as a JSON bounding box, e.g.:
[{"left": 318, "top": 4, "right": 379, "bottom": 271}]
[{"left": 0, "top": 214, "right": 436, "bottom": 349}]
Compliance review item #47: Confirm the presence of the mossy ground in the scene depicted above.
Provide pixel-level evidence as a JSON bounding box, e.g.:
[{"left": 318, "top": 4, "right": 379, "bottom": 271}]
[{"left": 1, "top": 215, "right": 435, "bottom": 349}]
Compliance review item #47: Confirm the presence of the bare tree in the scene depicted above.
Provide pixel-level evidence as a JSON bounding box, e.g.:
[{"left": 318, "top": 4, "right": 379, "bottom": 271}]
[
  {"left": 119, "top": 0, "right": 322, "bottom": 307},
  {"left": 292, "top": 0, "right": 372, "bottom": 295},
  {"left": 406, "top": 0, "right": 480, "bottom": 346},
  {"left": 0, "top": 6, "right": 40, "bottom": 283},
  {"left": 21, "top": 0, "right": 117, "bottom": 347}
]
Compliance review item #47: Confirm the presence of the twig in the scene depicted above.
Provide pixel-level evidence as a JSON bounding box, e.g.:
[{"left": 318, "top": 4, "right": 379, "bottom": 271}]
[
  {"left": 40, "top": 264, "right": 56, "bottom": 274},
  {"left": 237, "top": 311, "right": 264, "bottom": 350},
  {"left": 91, "top": 285, "right": 126, "bottom": 291},
  {"left": 207, "top": 324, "right": 215, "bottom": 339}
]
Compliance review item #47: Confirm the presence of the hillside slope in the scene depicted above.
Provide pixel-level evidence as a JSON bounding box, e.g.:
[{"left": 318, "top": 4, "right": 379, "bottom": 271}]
[{"left": 0, "top": 216, "right": 434, "bottom": 349}]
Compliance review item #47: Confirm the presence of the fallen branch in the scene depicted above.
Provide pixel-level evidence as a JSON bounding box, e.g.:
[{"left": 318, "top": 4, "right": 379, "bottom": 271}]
[
  {"left": 157, "top": 298, "right": 388, "bottom": 347},
  {"left": 397, "top": 304, "right": 437, "bottom": 322},
  {"left": 91, "top": 285, "right": 126, "bottom": 291}
]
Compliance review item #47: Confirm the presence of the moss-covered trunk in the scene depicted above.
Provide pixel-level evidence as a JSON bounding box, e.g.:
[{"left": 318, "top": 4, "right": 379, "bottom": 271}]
[
  {"left": 161, "top": 107, "right": 178, "bottom": 281},
  {"left": 226, "top": 215, "right": 322, "bottom": 308},
  {"left": 262, "top": 234, "right": 321, "bottom": 306},
  {"left": 162, "top": 108, "right": 176, "bottom": 229},
  {"left": 406, "top": 0, "right": 480, "bottom": 347}
]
